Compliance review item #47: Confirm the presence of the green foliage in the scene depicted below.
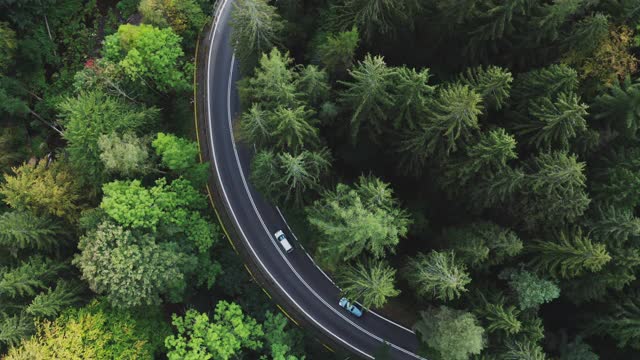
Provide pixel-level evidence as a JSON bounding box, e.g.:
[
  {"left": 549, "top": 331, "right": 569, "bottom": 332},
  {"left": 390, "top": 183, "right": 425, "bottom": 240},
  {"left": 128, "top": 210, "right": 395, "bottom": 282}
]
[
  {"left": 139, "top": 0, "right": 208, "bottom": 43},
  {"left": 414, "top": 306, "right": 486, "bottom": 360},
  {"left": 513, "top": 92, "right": 588, "bottom": 150},
  {"left": 587, "top": 205, "right": 640, "bottom": 245},
  {"left": 331, "top": 0, "right": 420, "bottom": 40},
  {"left": 399, "top": 83, "right": 483, "bottom": 172},
  {"left": 230, "top": 0, "right": 284, "bottom": 73},
  {"left": 240, "top": 104, "right": 273, "bottom": 147},
  {"left": 306, "top": 176, "right": 411, "bottom": 270},
  {"left": 404, "top": 251, "right": 471, "bottom": 301},
  {"left": 315, "top": 27, "right": 359, "bottom": 76},
  {"left": 475, "top": 294, "right": 522, "bottom": 335},
  {"left": 104, "top": 24, "right": 188, "bottom": 92},
  {"left": 0, "top": 159, "right": 81, "bottom": 221},
  {"left": 528, "top": 229, "right": 611, "bottom": 279},
  {"left": 0, "top": 314, "right": 34, "bottom": 349},
  {"left": 263, "top": 311, "right": 303, "bottom": 360},
  {"left": 511, "top": 64, "right": 579, "bottom": 108},
  {"left": 499, "top": 339, "right": 547, "bottom": 360},
  {"left": 270, "top": 106, "right": 320, "bottom": 153},
  {"left": 592, "top": 292, "right": 640, "bottom": 349},
  {"left": 337, "top": 259, "right": 400, "bottom": 309},
  {"left": 444, "top": 222, "right": 523, "bottom": 268},
  {"left": 339, "top": 54, "right": 395, "bottom": 142},
  {"left": 501, "top": 269, "right": 560, "bottom": 310},
  {"left": 532, "top": 0, "right": 585, "bottom": 44},
  {"left": 74, "top": 221, "right": 190, "bottom": 307},
  {"left": 563, "top": 13, "right": 609, "bottom": 56},
  {"left": 239, "top": 48, "right": 299, "bottom": 109},
  {"left": 458, "top": 66, "right": 513, "bottom": 111},
  {"left": 98, "top": 132, "right": 150, "bottom": 177},
  {"left": 296, "top": 64, "right": 330, "bottom": 108},
  {"left": 0, "top": 211, "right": 64, "bottom": 256},
  {"left": 25, "top": 281, "right": 83, "bottom": 318},
  {"left": 391, "top": 66, "right": 435, "bottom": 129},
  {"left": 165, "top": 302, "right": 264, "bottom": 360},
  {"left": 559, "top": 336, "right": 599, "bottom": 360},
  {"left": 0, "top": 257, "right": 64, "bottom": 299},
  {"left": 58, "top": 90, "right": 158, "bottom": 187},
  {"left": 592, "top": 147, "right": 640, "bottom": 209},
  {"left": 0, "top": 22, "right": 16, "bottom": 72},
  {"left": 6, "top": 299, "right": 169, "bottom": 359},
  {"left": 152, "top": 132, "right": 208, "bottom": 186},
  {"left": 593, "top": 76, "right": 640, "bottom": 139}
]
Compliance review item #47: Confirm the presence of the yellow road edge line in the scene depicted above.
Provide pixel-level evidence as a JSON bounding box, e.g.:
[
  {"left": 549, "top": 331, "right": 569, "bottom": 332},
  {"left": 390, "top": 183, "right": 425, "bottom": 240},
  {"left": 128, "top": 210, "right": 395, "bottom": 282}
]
[
  {"left": 321, "top": 342, "right": 335, "bottom": 353},
  {"left": 277, "top": 304, "right": 300, "bottom": 327},
  {"left": 243, "top": 263, "right": 257, "bottom": 281},
  {"left": 261, "top": 287, "right": 272, "bottom": 299}
]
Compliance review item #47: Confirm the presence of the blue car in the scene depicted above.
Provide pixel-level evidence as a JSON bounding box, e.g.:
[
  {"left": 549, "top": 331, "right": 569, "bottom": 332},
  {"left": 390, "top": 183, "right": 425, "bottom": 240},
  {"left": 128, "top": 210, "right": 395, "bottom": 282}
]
[{"left": 339, "top": 297, "right": 363, "bottom": 318}]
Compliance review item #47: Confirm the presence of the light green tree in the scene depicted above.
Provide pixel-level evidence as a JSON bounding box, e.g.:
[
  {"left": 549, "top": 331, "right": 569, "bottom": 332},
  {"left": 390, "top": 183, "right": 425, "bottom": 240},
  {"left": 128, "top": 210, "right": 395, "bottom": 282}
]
[
  {"left": 529, "top": 229, "right": 611, "bottom": 279},
  {"left": 152, "top": 132, "right": 208, "bottom": 187},
  {"left": 230, "top": 0, "right": 284, "bottom": 73},
  {"left": 104, "top": 24, "right": 188, "bottom": 91},
  {"left": 296, "top": 64, "right": 330, "bottom": 108},
  {"left": 337, "top": 259, "right": 400, "bottom": 309},
  {"left": 391, "top": 67, "right": 435, "bottom": 129},
  {"left": 501, "top": 269, "right": 560, "bottom": 310},
  {"left": 165, "top": 302, "right": 264, "bottom": 359},
  {"left": 139, "top": 0, "right": 208, "bottom": 42},
  {"left": 315, "top": 27, "right": 359, "bottom": 76},
  {"left": 339, "top": 54, "right": 395, "bottom": 142},
  {"left": 270, "top": 106, "right": 319, "bottom": 153},
  {"left": 98, "top": 132, "right": 150, "bottom": 177},
  {"left": 404, "top": 251, "right": 471, "bottom": 301},
  {"left": 0, "top": 160, "right": 81, "bottom": 221},
  {"left": 238, "top": 48, "right": 299, "bottom": 109},
  {"left": 414, "top": 306, "right": 485, "bottom": 360},
  {"left": 239, "top": 104, "right": 273, "bottom": 148}
]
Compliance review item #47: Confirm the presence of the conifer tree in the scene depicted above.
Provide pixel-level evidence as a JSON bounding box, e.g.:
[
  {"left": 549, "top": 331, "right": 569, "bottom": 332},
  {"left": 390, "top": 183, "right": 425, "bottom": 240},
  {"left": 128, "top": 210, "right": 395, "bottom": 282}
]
[
  {"left": 0, "top": 257, "right": 64, "bottom": 299},
  {"left": 339, "top": 54, "right": 395, "bottom": 142},
  {"left": 398, "top": 84, "right": 483, "bottom": 173},
  {"left": 270, "top": 106, "right": 319, "bottom": 153},
  {"left": 563, "top": 13, "right": 609, "bottom": 56},
  {"left": 444, "top": 222, "right": 523, "bottom": 268},
  {"left": 532, "top": 0, "right": 586, "bottom": 44},
  {"left": 331, "top": 0, "right": 420, "bottom": 40},
  {"left": 470, "top": 166, "right": 526, "bottom": 209},
  {"left": 0, "top": 212, "right": 64, "bottom": 255},
  {"left": 592, "top": 147, "right": 640, "bottom": 208},
  {"left": 592, "top": 292, "right": 640, "bottom": 350},
  {"left": 296, "top": 65, "right": 330, "bottom": 108},
  {"left": 500, "top": 269, "right": 560, "bottom": 310},
  {"left": 239, "top": 104, "right": 273, "bottom": 148},
  {"left": 588, "top": 205, "right": 640, "bottom": 245},
  {"left": 443, "top": 128, "right": 518, "bottom": 189},
  {"left": 528, "top": 229, "right": 611, "bottom": 279},
  {"left": 276, "top": 149, "right": 332, "bottom": 207},
  {"left": 474, "top": 294, "right": 522, "bottom": 335},
  {"left": 239, "top": 48, "right": 299, "bottom": 109},
  {"left": 250, "top": 150, "right": 280, "bottom": 201},
  {"left": 230, "top": 0, "right": 284, "bottom": 73},
  {"left": 25, "top": 281, "right": 83, "bottom": 318},
  {"left": 337, "top": 259, "right": 400, "bottom": 309},
  {"left": 511, "top": 64, "right": 579, "bottom": 109},
  {"left": 404, "top": 251, "right": 471, "bottom": 301},
  {"left": 593, "top": 76, "right": 640, "bottom": 139},
  {"left": 458, "top": 66, "right": 513, "bottom": 111},
  {"left": 0, "top": 314, "right": 33, "bottom": 348},
  {"left": 513, "top": 92, "right": 588, "bottom": 150},
  {"left": 391, "top": 67, "right": 435, "bottom": 129},
  {"left": 315, "top": 26, "right": 359, "bottom": 76}
]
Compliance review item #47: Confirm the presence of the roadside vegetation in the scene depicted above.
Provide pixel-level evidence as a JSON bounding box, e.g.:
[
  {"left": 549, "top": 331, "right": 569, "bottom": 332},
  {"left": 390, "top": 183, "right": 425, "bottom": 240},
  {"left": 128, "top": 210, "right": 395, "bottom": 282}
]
[{"left": 232, "top": 0, "right": 640, "bottom": 358}]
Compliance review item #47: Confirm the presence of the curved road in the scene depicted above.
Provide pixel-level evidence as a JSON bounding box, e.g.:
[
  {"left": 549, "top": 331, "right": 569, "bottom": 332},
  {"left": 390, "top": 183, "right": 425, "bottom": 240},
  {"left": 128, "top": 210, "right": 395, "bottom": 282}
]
[{"left": 200, "top": 1, "right": 424, "bottom": 358}]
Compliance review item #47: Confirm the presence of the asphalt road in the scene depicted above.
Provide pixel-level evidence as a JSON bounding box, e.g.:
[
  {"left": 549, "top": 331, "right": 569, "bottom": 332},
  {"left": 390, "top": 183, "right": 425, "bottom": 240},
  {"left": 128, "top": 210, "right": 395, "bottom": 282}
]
[{"left": 202, "top": 1, "right": 425, "bottom": 358}]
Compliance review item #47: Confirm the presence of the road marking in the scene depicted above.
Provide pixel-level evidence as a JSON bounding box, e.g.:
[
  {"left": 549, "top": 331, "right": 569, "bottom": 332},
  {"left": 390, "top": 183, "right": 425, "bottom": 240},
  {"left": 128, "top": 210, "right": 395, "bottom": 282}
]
[
  {"left": 261, "top": 287, "right": 272, "bottom": 299},
  {"left": 224, "top": 56, "right": 424, "bottom": 360},
  {"left": 322, "top": 342, "right": 336, "bottom": 353},
  {"left": 204, "top": 2, "right": 374, "bottom": 358},
  {"left": 277, "top": 304, "right": 300, "bottom": 327}
]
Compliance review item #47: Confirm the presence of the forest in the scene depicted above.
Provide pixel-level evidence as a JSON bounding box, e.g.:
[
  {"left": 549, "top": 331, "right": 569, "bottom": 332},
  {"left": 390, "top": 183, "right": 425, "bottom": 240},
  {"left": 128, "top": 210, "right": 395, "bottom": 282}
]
[{"left": 0, "top": 0, "right": 639, "bottom": 359}]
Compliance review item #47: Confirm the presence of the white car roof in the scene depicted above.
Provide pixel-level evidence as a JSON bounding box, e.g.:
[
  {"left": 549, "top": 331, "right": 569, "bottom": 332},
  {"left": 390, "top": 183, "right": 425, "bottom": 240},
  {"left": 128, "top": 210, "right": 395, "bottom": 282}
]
[{"left": 274, "top": 230, "right": 284, "bottom": 238}]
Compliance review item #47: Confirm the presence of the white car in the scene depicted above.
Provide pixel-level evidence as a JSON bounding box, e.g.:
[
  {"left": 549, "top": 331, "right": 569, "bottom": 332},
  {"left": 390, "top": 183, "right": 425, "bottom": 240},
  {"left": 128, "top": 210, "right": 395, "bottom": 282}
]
[{"left": 274, "top": 230, "right": 293, "bottom": 253}]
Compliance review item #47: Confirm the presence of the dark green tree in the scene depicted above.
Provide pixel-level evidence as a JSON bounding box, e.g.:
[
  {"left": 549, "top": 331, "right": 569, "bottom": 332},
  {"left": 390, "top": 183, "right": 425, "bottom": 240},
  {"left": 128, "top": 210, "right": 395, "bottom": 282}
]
[
  {"left": 230, "top": 0, "right": 284, "bottom": 73},
  {"left": 330, "top": 0, "right": 420, "bottom": 40},
  {"left": 339, "top": 54, "right": 395, "bottom": 142},
  {"left": 391, "top": 66, "right": 435, "bottom": 129},
  {"left": 591, "top": 292, "right": 640, "bottom": 350},
  {"left": 500, "top": 269, "right": 560, "bottom": 310},
  {"left": 458, "top": 65, "right": 513, "bottom": 111},
  {"left": 562, "top": 13, "right": 609, "bottom": 56},
  {"left": 0, "top": 211, "right": 64, "bottom": 256},
  {"left": 444, "top": 222, "right": 523, "bottom": 269},
  {"left": 531, "top": 0, "right": 586, "bottom": 44},
  {"left": 314, "top": 26, "right": 359, "bottom": 76},
  {"left": 593, "top": 76, "right": 640, "bottom": 139},
  {"left": 511, "top": 64, "right": 579, "bottom": 109},
  {"left": 591, "top": 147, "right": 640, "bottom": 209},
  {"left": 404, "top": 251, "right": 471, "bottom": 301},
  {"left": 528, "top": 229, "right": 611, "bottom": 279}
]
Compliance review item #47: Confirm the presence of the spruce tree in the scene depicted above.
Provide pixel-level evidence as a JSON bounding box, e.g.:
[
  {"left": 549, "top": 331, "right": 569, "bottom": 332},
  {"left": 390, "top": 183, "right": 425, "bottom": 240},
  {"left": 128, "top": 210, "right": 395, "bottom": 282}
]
[
  {"left": 25, "top": 281, "right": 83, "bottom": 318},
  {"left": 513, "top": 92, "right": 588, "bottom": 150},
  {"left": 239, "top": 104, "right": 273, "bottom": 148},
  {"left": 391, "top": 66, "right": 435, "bottom": 129},
  {"left": 528, "top": 229, "right": 611, "bottom": 279},
  {"left": 588, "top": 205, "right": 640, "bottom": 245},
  {"left": 511, "top": 64, "right": 579, "bottom": 109},
  {"left": 296, "top": 65, "right": 330, "bottom": 108},
  {"left": 270, "top": 106, "right": 319, "bottom": 153},
  {"left": 444, "top": 222, "right": 523, "bottom": 268},
  {"left": 592, "top": 147, "right": 640, "bottom": 208},
  {"left": 230, "top": 0, "right": 284, "bottom": 73},
  {"left": 593, "top": 76, "right": 640, "bottom": 139},
  {"left": 474, "top": 293, "right": 522, "bottom": 335},
  {"left": 331, "top": 0, "right": 420, "bottom": 40},
  {"left": 458, "top": 66, "right": 513, "bottom": 111},
  {"left": 337, "top": 259, "right": 400, "bottom": 309},
  {"left": 277, "top": 149, "right": 332, "bottom": 207},
  {"left": 532, "top": 0, "right": 586, "bottom": 44},
  {"left": 404, "top": 250, "right": 471, "bottom": 301},
  {"left": 592, "top": 292, "right": 640, "bottom": 350},
  {"left": 315, "top": 27, "right": 359, "bottom": 76},
  {"left": 0, "top": 314, "right": 34, "bottom": 348},
  {"left": 563, "top": 13, "right": 609, "bottom": 56},
  {"left": 250, "top": 150, "right": 280, "bottom": 202},
  {"left": 0, "top": 212, "right": 64, "bottom": 256},
  {"left": 238, "top": 48, "right": 299, "bottom": 109},
  {"left": 339, "top": 54, "right": 395, "bottom": 142}
]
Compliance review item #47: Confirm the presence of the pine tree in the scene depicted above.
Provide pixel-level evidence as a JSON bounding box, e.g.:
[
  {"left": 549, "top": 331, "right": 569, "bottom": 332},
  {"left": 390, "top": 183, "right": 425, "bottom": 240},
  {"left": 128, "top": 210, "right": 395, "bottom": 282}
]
[
  {"left": 592, "top": 292, "right": 640, "bottom": 350},
  {"left": 404, "top": 251, "right": 471, "bottom": 301},
  {"left": 0, "top": 257, "right": 64, "bottom": 299},
  {"left": 239, "top": 104, "right": 273, "bottom": 148},
  {"left": 315, "top": 26, "right": 359, "bottom": 76},
  {"left": 230, "top": 0, "right": 284, "bottom": 73},
  {"left": 337, "top": 259, "right": 400, "bottom": 309},
  {"left": 238, "top": 48, "right": 299, "bottom": 109},
  {"left": 277, "top": 149, "right": 332, "bottom": 207},
  {"left": 442, "top": 128, "right": 518, "bottom": 189},
  {"left": 0, "top": 211, "right": 64, "bottom": 256},
  {"left": 562, "top": 13, "right": 609, "bottom": 56},
  {"left": 270, "top": 106, "right": 319, "bottom": 153},
  {"left": 591, "top": 147, "right": 640, "bottom": 208},
  {"left": 532, "top": 0, "right": 586, "bottom": 44},
  {"left": 470, "top": 166, "right": 526, "bottom": 209},
  {"left": 593, "top": 76, "right": 640, "bottom": 139},
  {"left": 528, "top": 229, "right": 611, "bottom": 279},
  {"left": 330, "top": 0, "right": 420, "bottom": 40},
  {"left": 391, "top": 67, "right": 435, "bottom": 129},
  {"left": 520, "top": 152, "right": 590, "bottom": 227},
  {"left": 398, "top": 84, "right": 483, "bottom": 173},
  {"left": 501, "top": 269, "right": 560, "bottom": 310},
  {"left": 296, "top": 65, "right": 330, "bottom": 108},
  {"left": 250, "top": 150, "right": 280, "bottom": 201},
  {"left": 474, "top": 293, "right": 522, "bottom": 335},
  {"left": 511, "top": 64, "right": 579, "bottom": 109},
  {"left": 0, "top": 314, "right": 34, "bottom": 348},
  {"left": 513, "top": 92, "right": 588, "bottom": 150},
  {"left": 588, "top": 205, "right": 640, "bottom": 245},
  {"left": 25, "top": 281, "right": 83, "bottom": 318},
  {"left": 339, "top": 54, "right": 395, "bottom": 142},
  {"left": 444, "top": 222, "right": 523, "bottom": 268},
  {"left": 458, "top": 66, "right": 513, "bottom": 111}
]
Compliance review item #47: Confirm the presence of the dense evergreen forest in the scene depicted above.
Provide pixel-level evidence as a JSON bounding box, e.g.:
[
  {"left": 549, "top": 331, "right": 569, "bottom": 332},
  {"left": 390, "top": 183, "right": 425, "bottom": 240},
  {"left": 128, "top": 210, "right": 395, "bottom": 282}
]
[{"left": 231, "top": 0, "right": 640, "bottom": 359}]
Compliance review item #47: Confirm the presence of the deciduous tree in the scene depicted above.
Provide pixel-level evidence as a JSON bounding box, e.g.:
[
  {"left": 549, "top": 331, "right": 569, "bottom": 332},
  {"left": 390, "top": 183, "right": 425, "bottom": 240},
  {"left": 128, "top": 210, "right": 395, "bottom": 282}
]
[
  {"left": 98, "top": 132, "right": 150, "bottom": 178},
  {"left": 152, "top": 132, "right": 208, "bottom": 187}
]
